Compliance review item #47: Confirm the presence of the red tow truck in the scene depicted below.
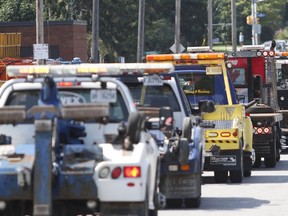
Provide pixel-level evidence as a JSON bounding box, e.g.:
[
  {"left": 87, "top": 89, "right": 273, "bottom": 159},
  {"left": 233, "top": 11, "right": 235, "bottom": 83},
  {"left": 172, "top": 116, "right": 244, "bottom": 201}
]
[{"left": 226, "top": 45, "right": 283, "bottom": 168}]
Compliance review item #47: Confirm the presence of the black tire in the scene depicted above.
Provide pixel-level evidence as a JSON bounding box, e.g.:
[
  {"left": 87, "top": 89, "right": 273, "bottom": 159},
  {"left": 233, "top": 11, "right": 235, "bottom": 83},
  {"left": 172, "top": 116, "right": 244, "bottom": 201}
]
[
  {"left": 214, "top": 171, "right": 229, "bottom": 183},
  {"left": 253, "top": 156, "right": 262, "bottom": 168},
  {"left": 166, "top": 198, "right": 183, "bottom": 209},
  {"left": 264, "top": 139, "right": 277, "bottom": 168},
  {"left": 184, "top": 197, "right": 201, "bottom": 208},
  {"left": 264, "top": 155, "right": 277, "bottom": 168},
  {"left": 276, "top": 147, "right": 281, "bottom": 162},
  {"left": 126, "top": 112, "right": 145, "bottom": 144},
  {"left": 178, "top": 138, "right": 190, "bottom": 165},
  {"left": 230, "top": 170, "right": 243, "bottom": 183},
  {"left": 244, "top": 170, "right": 252, "bottom": 177},
  {"left": 182, "top": 117, "right": 192, "bottom": 142}
]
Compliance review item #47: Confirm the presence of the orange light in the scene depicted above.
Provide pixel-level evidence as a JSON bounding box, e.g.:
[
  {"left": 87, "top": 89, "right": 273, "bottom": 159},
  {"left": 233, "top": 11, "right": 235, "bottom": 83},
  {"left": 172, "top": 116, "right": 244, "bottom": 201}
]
[
  {"left": 220, "top": 132, "right": 231, "bottom": 137},
  {"left": 146, "top": 53, "right": 225, "bottom": 62},
  {"left": 275, "top": 52, "right": 288, "bottom": 57},
  {"left": 197, "top": 53, "right": 225, "bottom": 59},
  {"left": 124, "top": 166, "right": 141, "bottom": 178},
  {"left": 180, "top": 164, "right": 190, "bottom": 171},
  {"left": 57, "top": 81, "right": 74, "bottom": 87}
]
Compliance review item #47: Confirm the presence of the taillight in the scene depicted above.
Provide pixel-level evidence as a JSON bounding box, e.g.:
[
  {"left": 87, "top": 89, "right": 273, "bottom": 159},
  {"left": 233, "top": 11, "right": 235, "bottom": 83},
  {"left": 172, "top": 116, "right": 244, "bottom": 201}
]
[
  {"left": 111, "top": 167, "right": 122, "bottom": 179},
  {"left": 254, "top": 127, "right": 271, "bottom": 134},
  {"left": 124, "top": 166, "right": 141, "bottom": 178},
  {"left": 57, "top": 81, "right": 80, "bottom": 86}
]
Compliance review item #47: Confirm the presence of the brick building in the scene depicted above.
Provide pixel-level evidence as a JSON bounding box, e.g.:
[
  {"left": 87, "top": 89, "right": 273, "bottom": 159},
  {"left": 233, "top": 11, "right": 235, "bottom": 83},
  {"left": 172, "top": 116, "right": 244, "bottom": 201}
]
[{"left": 0, "top": 20, "right": 87, "bottom": 62}]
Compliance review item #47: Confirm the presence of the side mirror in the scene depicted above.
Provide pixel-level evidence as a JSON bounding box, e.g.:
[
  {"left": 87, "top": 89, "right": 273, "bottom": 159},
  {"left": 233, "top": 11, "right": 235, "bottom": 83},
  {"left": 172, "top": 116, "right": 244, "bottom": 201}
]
[
  {"left": 159, "top": 107, "right": 173, "bottom": 133},
  {"left": 198, "top": 100, "right": 215, "bottom": 113},
  {"left": 253, "top": 75, "right": 263, "bottom": 99}
]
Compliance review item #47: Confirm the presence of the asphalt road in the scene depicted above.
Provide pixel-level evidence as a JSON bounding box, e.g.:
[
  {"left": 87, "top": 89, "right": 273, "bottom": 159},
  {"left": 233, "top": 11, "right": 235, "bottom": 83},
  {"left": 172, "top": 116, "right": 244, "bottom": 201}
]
[{"left": 159, "top": 153, "right": 288, "bottom": 216}]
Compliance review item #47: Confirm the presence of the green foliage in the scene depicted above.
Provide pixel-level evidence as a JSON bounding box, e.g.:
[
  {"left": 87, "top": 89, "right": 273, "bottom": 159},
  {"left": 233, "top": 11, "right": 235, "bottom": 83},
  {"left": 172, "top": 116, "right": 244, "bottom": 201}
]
[
  {"left": 0, "top": 0, "right": 287, "bottom": 61},
  {"left": 0, "top": 0, "right": 35, "bottom": 21}
]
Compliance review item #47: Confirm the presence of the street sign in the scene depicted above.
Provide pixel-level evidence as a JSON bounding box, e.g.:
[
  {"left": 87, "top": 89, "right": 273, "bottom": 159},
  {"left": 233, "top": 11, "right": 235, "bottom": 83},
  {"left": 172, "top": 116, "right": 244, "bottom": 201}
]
[
  {"left": 170, "top": 43, "right": 185, "bottom": 53},
  {"left": 33, "top": 44, "right": 49, "bottom": 60}
]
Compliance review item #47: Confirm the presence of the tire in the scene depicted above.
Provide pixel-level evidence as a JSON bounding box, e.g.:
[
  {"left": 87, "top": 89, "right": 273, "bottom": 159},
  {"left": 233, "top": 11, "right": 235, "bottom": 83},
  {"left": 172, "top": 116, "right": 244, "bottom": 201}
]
[
  {"left": 182, "top": 117, "right": 192, "bottom": 142},
  {"left": 230, "top": 170, "right": 243, "bottom": 183},
  {"left": 166, "top": 198, "right": 183, "bottom": 209},
  {"left": 264, "top": 140, "right": 277, "bottom": 168},
  {"left": 184, "top": 197, "right": 201, "bottom": 208},
  {"left": 253, "top": 156, "right": 262, "bottom": 168},
  {"left": 244, "top": 170, "right": 252, "bottom": 177},
  {"left": 126, "top": 112, "right": 145, "bottom": 144},
  {"left": 276, "top": 147, "right": 281, "bottom": 162},
  {"left": 214, "top": 171, "right": 228, "bottom": 183}
]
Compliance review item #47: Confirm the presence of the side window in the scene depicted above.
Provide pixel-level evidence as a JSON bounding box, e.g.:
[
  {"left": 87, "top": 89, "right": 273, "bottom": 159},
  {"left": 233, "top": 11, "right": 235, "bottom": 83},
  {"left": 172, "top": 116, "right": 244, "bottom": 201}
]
[{"left": 5, "top": 90, "right": 39, "bottom": 109}]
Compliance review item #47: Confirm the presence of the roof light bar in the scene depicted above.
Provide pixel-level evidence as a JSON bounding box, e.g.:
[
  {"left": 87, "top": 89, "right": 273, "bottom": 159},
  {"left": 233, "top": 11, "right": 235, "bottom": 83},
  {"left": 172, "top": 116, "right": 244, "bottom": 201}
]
[
  {"left": 187, "top": 46, "right": 212, "bottom": 53},
  {"left": 240, "top": 45, "right": 265, "bottom": 51},
  {"left": 146, "top": 53, "right": 225, "bottom": 62},
  {"left": 275, "top": 52, "right": 288, "bottom": 57},
  {"left": 7, "top": 63, "right": 175, "bottom": 77}
]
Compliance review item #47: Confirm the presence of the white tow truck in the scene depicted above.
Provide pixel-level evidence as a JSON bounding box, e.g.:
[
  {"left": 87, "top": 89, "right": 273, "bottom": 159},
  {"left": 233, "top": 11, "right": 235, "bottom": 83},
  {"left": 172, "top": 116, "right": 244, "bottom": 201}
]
[{"left": 0, "top": 63, "right": 171, "bottom": 216}]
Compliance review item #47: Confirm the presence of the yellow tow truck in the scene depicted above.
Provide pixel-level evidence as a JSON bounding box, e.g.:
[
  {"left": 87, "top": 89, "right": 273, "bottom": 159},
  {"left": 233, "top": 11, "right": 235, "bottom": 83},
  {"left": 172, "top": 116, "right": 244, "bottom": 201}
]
[{"left": 146, "top": 49, "right": 254, "bottom": 183}]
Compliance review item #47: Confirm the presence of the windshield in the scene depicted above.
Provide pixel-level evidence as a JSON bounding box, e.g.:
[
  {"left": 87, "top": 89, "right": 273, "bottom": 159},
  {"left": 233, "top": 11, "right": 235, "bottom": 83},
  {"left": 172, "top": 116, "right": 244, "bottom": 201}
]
[
  {"left": 177, "top": 72, "right": 234, "bottom": 105},
  {"left": 124, "top": 82, "right": 181, "bottom": 112},
  {"left": 5, "top": 88, "right": 129, "bottom": 122}
]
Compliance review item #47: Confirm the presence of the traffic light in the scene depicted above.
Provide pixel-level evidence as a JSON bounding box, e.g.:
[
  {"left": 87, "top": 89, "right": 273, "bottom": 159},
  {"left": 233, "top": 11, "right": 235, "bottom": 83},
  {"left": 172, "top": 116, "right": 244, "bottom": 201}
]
[{"left": 246, "top": 16, "right": 253, "bottom": 25}]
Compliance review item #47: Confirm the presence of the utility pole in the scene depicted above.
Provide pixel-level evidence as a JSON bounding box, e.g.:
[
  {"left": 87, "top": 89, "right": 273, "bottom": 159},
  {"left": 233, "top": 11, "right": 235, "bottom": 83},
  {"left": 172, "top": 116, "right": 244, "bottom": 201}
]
[
  {"left": 91, "top": 0, "right": 99, "bottom": 63},
  {"left": 36, "top": 0, "right": 44, "bottom": 65},
  {"left": 231, "top": 0, "right": 237, "bottom": 51},
  {"left": 251, "top": 0, "right": 257, "bottom": 45},
  {"left": 207, "top": 0, "right": 213, "bottom": 49},
  {"left": 175, "top": 0, "right": 181, "bottom": 53},
  {"left": 137, "top": 0, "right": 145, "bottom": 62}
]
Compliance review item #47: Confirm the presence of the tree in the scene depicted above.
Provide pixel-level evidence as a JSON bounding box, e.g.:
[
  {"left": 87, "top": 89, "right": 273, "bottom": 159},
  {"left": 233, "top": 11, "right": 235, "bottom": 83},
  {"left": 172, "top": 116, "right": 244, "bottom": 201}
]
[{"left": 0, "top": 0, "right": 36, "bottom": 21}]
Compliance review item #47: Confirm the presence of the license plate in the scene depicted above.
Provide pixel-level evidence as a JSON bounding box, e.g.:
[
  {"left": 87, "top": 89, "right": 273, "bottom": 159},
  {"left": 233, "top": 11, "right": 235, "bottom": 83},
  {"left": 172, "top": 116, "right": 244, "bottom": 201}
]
[
  {"left": 210, "top": 155, "right": 237, "bottom": 166},
  {"left": 90, "top": 89, "right": 117, "bottom": 103},
  {"left": 143, "top": 75, "right": 163, "bottom": 86},
  {"left": 206, "top": 66, "right": 222, "bottom": 75}
]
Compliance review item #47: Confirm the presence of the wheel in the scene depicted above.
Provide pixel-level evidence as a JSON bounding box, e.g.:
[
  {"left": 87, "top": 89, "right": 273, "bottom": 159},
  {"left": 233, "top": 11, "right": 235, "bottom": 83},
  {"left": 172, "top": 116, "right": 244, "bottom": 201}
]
[
  {"left": 230, "top": 170, "right": 243, "bottom": 183},
  {"left": 276, "top": 147, "right": 281, "bottom": 162},
  {"left": 182, "top": 117, "right": 192, "bottom": 142},
  {"left": 126, "top": 112, "right": 145, "bottom": 145},
  {"left": 264, "top": 156, "right": 276, "bottom": 168},
  {"left": 214, "top": 171, "right": 228, "bottom": 183},
  {"left": 244, "top": 170, "right": 252, "bottom": 177},
  {"left": 184, "top": 197, "right": 201, "bottom": 208},
  {"left": 166, "top": 198, "right": 183, "bottom": 209},
  {"left": 253, "top": 156, "right": 262, "bottom": 168},
  {"left": 264, "top": 141, "right": 277, "bottom": 168}
]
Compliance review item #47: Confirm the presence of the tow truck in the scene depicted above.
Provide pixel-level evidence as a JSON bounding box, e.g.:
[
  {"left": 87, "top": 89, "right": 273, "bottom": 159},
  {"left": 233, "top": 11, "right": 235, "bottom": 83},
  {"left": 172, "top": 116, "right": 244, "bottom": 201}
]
[
  {"left": 99, "top": 65, "right": 215, "bottom": 208},
  {"left": 226, "top": 45, "right": 283, "bottom": 168},
  {"left": 275, "top": 52, "right": 288, "bottom": 151},
  {"left": 146, "top": 49, "right": 254, "bottom": 183},
  {"left": 0, "top": 63, "right": 169, "bottom": 216}
]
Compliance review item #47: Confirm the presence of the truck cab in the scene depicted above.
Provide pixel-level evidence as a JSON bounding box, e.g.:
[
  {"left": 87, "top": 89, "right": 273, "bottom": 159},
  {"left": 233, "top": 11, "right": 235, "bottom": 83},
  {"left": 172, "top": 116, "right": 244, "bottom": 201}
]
[
  {"left": 226, "top": 45, "right": 283, "bottom": 168},
  {"left": 146, "top": 50, "right": 254, "bottom": 184}
]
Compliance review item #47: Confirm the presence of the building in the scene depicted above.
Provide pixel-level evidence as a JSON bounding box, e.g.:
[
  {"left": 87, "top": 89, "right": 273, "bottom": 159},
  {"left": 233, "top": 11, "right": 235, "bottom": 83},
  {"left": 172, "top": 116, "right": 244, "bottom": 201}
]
[{"left": 0, "top": 20, "right": 87, "bottom": 62}]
